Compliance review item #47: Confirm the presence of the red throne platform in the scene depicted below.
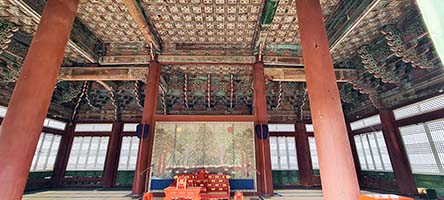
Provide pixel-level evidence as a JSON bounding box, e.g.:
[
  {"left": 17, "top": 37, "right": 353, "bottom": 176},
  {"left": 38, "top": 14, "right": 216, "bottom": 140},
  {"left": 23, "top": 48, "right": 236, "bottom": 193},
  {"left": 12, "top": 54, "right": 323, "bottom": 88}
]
[{"left": 165, "top": 170, "right": 231, "bottom": 200}]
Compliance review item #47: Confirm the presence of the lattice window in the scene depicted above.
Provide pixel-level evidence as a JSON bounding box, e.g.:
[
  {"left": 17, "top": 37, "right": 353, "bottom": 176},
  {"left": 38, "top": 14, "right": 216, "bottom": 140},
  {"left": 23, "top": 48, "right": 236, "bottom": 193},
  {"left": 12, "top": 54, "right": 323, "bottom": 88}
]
[
  {"left": 123, "top": 123, "right": 138, "bottom": 132},
  {"left": 270, "top": 136, "right": 298, "bottom": 170},
  {"left": 399, "top": 124, "right": 440, "bottom": 174},
  {"left": 43, "top": 118, "right": 66, "bottom": 130},
  {"left": 308, "top": 137, "right": 319, "bottom": 170},
  {"left": 375, "top": 132, "right": 393, "bottom": 171},
  {"left": 354, "top": 135, "right": 368, "bottom": 170},
  {"left": 305, "top": 124, "right": 314, "bottom": 132},
  {"left": 394, "top": 94, "right": 444, "bottom": 120},
  {"left": 350, "top": 114, "right": 381, "bottom": 131},
  {"left": 268, "top": 124, "right": 295, "bottom": 132},
  {"left": 0, "top": 105, "right": 7, "bottom": 118},
  {"left": 75, "top": 123, "right": 113, "bottom": 132},
  {"left": 360, "top": 134, "right": 375, "bottom": 170},
  {"left": 30, "top": 133, "right": 62, "bottom": 172},
  {"left": 67, "top": 136, "right": 109, "bottom": 171},
  {"left": 354, "top": 131, "right": 393, "bottom": 172},
  {"left": 425, "top": 119, "right": 444, "bottom": 173},
  {"left": 118, "top": 136, "right": 140, "bottom": 170}
]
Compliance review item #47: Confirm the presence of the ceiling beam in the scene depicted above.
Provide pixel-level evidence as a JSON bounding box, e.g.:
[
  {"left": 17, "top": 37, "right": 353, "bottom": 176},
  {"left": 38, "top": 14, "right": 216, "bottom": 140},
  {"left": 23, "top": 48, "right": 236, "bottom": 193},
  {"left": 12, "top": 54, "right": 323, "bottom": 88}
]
[
  {"left": 58, "top": 66, "right": 356, "bottom": 82},
  {"left": 58, "top": 67, "right": 150, "bottom": 81},
  {"left": 330, "top": 0, "right": 383, "bottom": 51},
  {"left": 10, "top": 0, "right": 95, "bottom": 62},
  {"left": 123, "top": 0, "right": 161, "bottom": 50},
  {"left": 265, "top": 68, "right": 356, "bottom": 82}
]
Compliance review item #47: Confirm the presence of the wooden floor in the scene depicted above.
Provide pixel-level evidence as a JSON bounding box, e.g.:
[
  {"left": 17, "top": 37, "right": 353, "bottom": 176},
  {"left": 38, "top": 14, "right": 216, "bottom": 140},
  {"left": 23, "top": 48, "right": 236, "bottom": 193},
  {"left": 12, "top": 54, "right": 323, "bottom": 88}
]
[{"left": 22, "top": 189, "right": 378, "bottom": 200}]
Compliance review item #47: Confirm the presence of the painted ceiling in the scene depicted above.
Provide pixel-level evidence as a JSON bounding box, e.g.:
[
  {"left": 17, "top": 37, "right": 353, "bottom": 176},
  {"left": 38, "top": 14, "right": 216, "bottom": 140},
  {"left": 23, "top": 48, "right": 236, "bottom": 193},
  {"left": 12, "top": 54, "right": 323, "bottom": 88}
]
[{"left": 0, "top": 0, "right": 443, "bottom": 122}]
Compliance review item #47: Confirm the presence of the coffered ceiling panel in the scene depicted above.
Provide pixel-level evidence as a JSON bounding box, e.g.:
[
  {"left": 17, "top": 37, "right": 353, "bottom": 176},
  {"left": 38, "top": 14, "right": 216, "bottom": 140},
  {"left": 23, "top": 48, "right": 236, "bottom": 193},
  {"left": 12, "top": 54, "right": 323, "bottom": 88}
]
[
  {"left": 141, "top": 0, "right": 263, "bottom": 54},
  {"left": 76, "top": 0, "right": 145, "bottom": 43},
  {"left": 262, "top": 0, "right": 340, "bottom": 45}
]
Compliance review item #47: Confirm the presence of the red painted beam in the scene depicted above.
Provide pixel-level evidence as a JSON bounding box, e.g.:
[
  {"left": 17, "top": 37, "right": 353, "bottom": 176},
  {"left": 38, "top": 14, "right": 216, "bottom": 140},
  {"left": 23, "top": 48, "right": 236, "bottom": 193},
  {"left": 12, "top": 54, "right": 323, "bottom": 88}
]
[
  {"left": 122, "top": 131, "right": 137, "bottom": 137},
  {"left": 351, "top": 124, "right": 383, "bottom": 136},
  {"left": 42, "top": 127, "right": 65, "bottom": 135},
  {"left": 154, "top": 115, "right": 255, "bottom": 122},
  {"left": 74, "top": 132, "right": 111, "bottom": 137},
  {"left": 0, "top": 0, "right": 79, "bottom": 198}
]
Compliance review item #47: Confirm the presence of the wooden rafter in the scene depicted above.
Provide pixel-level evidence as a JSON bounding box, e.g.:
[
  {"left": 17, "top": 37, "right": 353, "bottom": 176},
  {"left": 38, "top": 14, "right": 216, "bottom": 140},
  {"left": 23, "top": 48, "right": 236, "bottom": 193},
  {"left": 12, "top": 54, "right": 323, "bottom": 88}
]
[{"left": 122, "top": 0, "right": 160, "bottom": 50}]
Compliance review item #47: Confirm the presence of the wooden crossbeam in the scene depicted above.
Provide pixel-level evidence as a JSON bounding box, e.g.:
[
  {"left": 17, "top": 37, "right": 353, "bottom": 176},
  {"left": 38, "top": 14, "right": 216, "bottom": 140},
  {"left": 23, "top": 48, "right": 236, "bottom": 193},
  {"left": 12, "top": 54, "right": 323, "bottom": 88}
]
[
  {"left": 264, "top": 68, "right": 356, "bottom": 82},
  {"left": 58, "top": 67, "right": 150, "bottom": 81},
  {"left": 58, "top": 66, "right": 356, "bottom": 82}
]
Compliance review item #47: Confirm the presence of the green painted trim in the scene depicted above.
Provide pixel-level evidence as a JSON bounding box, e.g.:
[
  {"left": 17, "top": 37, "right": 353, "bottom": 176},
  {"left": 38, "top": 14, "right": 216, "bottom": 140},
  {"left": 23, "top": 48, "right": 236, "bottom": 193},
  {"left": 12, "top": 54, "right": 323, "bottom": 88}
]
[
  {"left": 272, "top": 170, "right": 300, "bottom": 185},
  {"left": 116, "top": 170, "right": 135, "bottom": 186},
  {"left": 261, "top": 0, "right": 279, "bottom": 26}
]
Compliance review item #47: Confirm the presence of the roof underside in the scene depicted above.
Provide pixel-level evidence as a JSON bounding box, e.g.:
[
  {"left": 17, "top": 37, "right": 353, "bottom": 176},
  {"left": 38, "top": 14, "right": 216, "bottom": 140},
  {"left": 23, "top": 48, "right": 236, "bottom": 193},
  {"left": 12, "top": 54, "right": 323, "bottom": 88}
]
[{"left": 0, "top": 0, "right": 443, "bottom": 122}]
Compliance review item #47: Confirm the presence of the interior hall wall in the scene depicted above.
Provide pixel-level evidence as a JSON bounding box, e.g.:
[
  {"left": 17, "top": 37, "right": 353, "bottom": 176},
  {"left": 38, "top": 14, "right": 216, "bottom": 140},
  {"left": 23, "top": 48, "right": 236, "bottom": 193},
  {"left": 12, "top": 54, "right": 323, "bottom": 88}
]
[{"left": 150, "top": 122, "right": 256, "bottom": 191}]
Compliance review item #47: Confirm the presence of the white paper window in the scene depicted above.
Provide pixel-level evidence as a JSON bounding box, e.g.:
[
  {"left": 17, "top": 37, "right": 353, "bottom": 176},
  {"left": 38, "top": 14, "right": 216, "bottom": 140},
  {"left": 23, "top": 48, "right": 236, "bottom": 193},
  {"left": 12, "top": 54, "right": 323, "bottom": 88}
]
[
  {"left": 305, "top": 124, "right": 314, "bottom": 132},
  {"left": 350, "top": 115, "right": 381, "bottom": 131},
  {"left": 43, "top": 118, "right": 66, "bottom": 130},
  {"left": 30, "top": 133, "right": 62, "bottom": 172},
  {"left": 308, "top": 137, "right": 319, "bottom": 170},
  {"left": 123, "top": 123, "right": 138, "bottom": 132},
  {"left": 75, "top": 124, "right": 113, "bottom": 132},
  {"left": 399, "top": 124, "right": 440, "bottom": 174},
  {"left": 355, "top": 135, "right": 369, "bottom": 170},
  {"left": 67, "top": 136, "right": 109, "bottom": 170},
  {"left": 269, "top": 136, "right": 298, "bottom": 170},
  {"left": 0, "top": 105, "right": 7, "bottom": 118},
  {"left": 394, "top": 94, "right": 444, "bottom": 120},
  {"left": 118, "top": 136, "right": 140, "bottom": 170},
  {"left": 427, "top": 119, "right": 444, "bottom": 172},
  {"left": 354, "top": 131, "right": 393, "bottom": 172},
  {"left": 268, "top": 124, "right": 295, "bottom": 132}
]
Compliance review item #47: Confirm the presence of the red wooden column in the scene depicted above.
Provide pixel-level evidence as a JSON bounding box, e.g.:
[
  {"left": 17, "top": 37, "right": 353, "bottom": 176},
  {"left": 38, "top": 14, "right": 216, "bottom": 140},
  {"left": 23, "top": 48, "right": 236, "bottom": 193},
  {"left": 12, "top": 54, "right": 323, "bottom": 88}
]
[
  {"left": 379, "top": 109, "right": 417, "bottom": 195},
  {"left": 0, "top": 0, "right": 79, "bottom": 199},
  {"left": 132, "top": 56, "right": 161, "bottom": 196},
  {"left": 103, "top": 121, "right": 124, "bottom": 187},
  {"left": 295, "top": 0, "right": 360, "bottom": 199},
  {"left": 52, "top": 123, "right": 76, "bottom": 186},
  {"left": 345, "top": 122, "right": 363, "bottom": 183},
  {"left": 253, "top": 58, "right": 273, "bottom": 196},
  {"left": 294, "top": 122, "right": 313, "bottom": 186}
]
